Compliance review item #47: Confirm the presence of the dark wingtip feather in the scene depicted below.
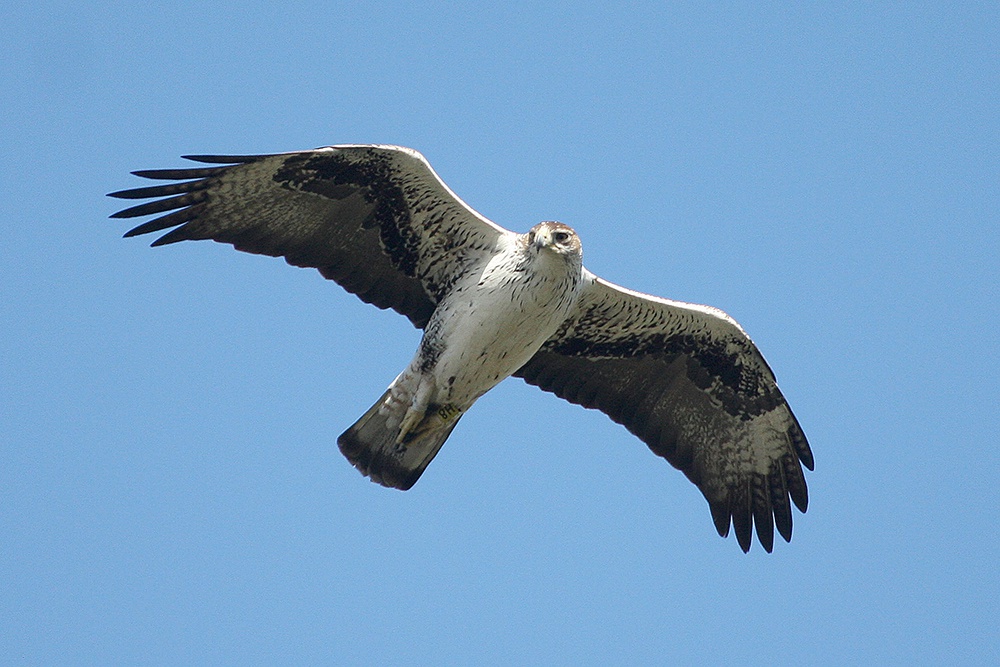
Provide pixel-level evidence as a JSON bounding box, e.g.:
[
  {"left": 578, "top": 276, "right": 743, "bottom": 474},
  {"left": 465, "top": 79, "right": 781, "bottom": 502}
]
[
  {"left": 798, "top": 438, "right": 815, "bottom": 471},
  {"left": 791, "top": 485, "right": 809, "bottom": 514},
  {"left": 734, "top": 522, "right": 752, "bottom": 553},
  {"left": 107, "top": 180, "right": 212, "bottom": 201},
  {"left": 775, "top": 507, "right": 793, "bottom": 543},
  {"left": 121, "top": 206, "right": 201, "bottom": 239},
  {"left": 771, "top": 467, "right": 794, "bottom": 543},
  {"left": 788, "top": 461, "right": 809, "bottom": 514},
  {"left": 110, "top": 192, "right": 207, "bottom": 221},
  {"left": 709, "top": 500, "right": 731, "bottom": 538},
  {"left": 149, "top": 226, "right": 197, "bottom": 246},
  {"left": 181, "top": 154, "right": 269, "bottom": 164},
  {"left": 149, "top": 235, "right": 183, "bottom": 247},
  {"left": 754, "top": 512, "right": 775, "bottom": 553},
  {"left": 108, "top": 188, "right": 139, "bottom": 200},
  {"left": 730, "top": 483, "right": 753, "bottom": 553},
  {"left": 129, "top": 166, "right": 228, "bottom": 180},
  {"left": 789, "top": 419, "right": 814, "bottom": 471}
]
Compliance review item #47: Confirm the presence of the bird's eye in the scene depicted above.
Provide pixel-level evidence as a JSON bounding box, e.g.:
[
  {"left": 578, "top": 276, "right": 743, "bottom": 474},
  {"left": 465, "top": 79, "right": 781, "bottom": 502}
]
[{"left": 554, "top": 231, "right": 570, "bottom": 243}]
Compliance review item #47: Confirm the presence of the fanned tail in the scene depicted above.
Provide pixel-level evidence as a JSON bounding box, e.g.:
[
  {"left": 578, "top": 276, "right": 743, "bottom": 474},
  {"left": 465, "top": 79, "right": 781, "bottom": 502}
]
[{"left": 337, "top": 388, "right": 461, "bottom": 490}]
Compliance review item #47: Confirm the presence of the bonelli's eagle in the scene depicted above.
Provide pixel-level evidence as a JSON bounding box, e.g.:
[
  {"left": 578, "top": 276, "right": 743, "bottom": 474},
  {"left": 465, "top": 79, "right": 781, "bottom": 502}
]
[{"left": 110, "top": 144, "right": 813, "bottom": 552}]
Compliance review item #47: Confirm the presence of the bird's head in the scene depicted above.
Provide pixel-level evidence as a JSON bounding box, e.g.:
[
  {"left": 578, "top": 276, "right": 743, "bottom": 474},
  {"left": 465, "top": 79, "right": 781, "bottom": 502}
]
[{"left": 526, "top": 221, "right": 582, "bottom": 260}]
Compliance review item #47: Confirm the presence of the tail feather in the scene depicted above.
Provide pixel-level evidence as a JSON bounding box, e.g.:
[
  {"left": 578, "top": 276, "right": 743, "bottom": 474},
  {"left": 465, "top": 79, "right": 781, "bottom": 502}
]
[{"left": 337, "top": 389, "right": 461, "bottom": 490}]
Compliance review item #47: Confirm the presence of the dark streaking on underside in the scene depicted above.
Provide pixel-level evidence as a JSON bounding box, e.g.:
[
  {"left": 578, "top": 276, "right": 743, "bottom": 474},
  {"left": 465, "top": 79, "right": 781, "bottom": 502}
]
[{"left": 110, "top": 144, "right": 813, "bottom": 553}]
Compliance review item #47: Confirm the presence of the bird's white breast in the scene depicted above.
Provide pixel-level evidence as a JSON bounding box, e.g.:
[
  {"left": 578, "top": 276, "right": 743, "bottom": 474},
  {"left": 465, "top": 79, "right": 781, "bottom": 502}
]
[{"left": 421, "top": 238, "right": 582, "bottom": 407}]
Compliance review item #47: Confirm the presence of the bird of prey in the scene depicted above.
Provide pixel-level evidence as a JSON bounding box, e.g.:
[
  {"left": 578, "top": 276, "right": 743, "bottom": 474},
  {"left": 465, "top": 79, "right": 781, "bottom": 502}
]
[{"left": 109, "top": 144, "right": 813, "bottom": 552}]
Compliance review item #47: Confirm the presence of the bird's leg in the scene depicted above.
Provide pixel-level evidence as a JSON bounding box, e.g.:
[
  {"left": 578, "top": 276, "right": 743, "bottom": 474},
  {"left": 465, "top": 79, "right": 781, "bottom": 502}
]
[
  {"left": 395, "top": 374, "right": 436, "bottom": 444},
  {"left": 394, "top": 373, "right": 467, "bottom": 445},
  {"left": 399, "top": 402, "right": 464, "bottom": 445}
]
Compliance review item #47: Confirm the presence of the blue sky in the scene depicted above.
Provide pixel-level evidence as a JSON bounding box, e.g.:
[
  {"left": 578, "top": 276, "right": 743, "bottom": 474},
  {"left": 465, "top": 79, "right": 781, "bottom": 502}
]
[{"left": 3, "top": 2, "right": 998, "bottom": 664}]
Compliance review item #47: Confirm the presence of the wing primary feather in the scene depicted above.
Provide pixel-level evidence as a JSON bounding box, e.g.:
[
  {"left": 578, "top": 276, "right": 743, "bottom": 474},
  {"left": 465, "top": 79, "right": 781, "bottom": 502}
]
[
  {"left": 123, "top": 205, "right": 202, "bottom": 239},
  {"left": 181, "top": 154, "right": 271, "bottom": 164},
  {"left": 709, "top": 500, "right": 731, "bottom": 538},
  {"left": 107, "top": 179, "right": 212, "bottom": 200},
  {"left": 787, "top": 455, "right": 809, "bottom": 513},
  {"left": 752, "top": 473, "right": 775, "bottom": 553},
  {"left": 130, "top": 167, "right": 227, "bottom": 180},
  {"left": 150, "top": 222, "right": 204, "bottom": 246},
  {"left": 790, "top": 422, "right": 815, "bottom": 470},
  {"left": 109, "top": 191, "right": 208, "bottom": 219},
  {"left": 731, "top": 480, "right": 753, "bottom": 553},
  {"left": 772, "top": 464, "right": 794, "bottom": 543}
]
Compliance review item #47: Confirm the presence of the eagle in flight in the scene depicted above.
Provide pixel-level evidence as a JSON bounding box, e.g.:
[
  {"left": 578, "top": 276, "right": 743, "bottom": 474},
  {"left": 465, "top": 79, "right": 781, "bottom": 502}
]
[{"left": 110, "top": 144, "right": 813, "bottom": 552}]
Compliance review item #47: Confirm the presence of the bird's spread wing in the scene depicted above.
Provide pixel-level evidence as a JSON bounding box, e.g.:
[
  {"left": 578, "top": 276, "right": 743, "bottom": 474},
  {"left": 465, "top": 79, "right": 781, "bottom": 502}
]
[
  {"left": 515, "top": 272, "right": 813, "bottom": 552},
  {"left": 109, "top": 145, "right": 510, "bottom": 328}
]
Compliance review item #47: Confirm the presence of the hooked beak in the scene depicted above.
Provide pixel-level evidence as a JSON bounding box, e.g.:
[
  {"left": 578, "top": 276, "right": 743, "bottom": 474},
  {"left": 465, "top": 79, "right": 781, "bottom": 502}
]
[{"left": 530, "top": 229, "right": 549, "bottom": 249}]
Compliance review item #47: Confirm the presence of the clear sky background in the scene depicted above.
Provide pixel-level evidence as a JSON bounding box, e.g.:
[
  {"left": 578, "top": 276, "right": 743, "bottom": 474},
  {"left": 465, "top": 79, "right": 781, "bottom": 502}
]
[{"left": 3, "top": 2, "right": 998, "bottom": 665}]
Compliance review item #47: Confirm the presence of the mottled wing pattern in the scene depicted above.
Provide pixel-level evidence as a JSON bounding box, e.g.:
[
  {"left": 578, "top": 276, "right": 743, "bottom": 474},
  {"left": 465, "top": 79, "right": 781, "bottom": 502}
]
[
  {"left": 109, "top": 145, "right": 509, "bottom": 328},
  {"left": 515, "top": 272, "right": 813, "bottom": 552}
]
